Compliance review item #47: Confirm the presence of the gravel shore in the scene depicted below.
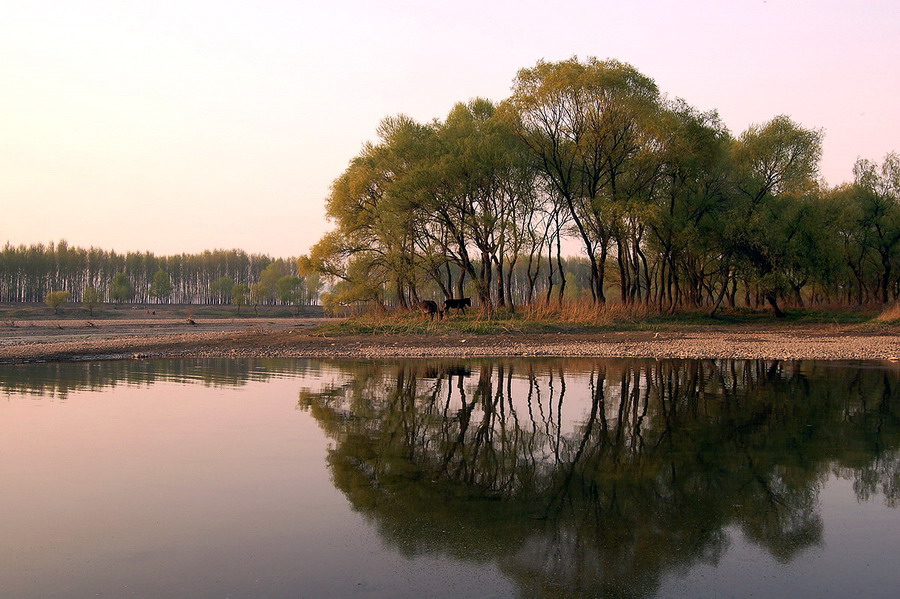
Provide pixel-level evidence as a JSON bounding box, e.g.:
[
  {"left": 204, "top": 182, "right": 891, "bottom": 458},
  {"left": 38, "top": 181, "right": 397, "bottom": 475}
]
[{"left": 1, "top": 318, "right": 897, "bottom": 364}]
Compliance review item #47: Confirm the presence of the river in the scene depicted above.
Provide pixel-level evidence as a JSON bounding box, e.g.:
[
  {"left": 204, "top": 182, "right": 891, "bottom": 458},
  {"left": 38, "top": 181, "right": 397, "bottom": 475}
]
[{"left": 1, "top": 358, "right": 897, "bottom": 598}]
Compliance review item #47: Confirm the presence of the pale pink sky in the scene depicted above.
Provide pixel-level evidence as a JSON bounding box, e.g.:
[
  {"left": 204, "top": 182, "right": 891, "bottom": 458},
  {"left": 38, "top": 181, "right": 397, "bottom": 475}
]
[{"left": 2, "top": 1, "right": 897, "bottom": 257}]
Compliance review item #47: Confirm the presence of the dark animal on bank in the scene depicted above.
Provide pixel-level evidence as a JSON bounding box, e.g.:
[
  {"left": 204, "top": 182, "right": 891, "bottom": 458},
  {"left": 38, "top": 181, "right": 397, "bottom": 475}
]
[
  {"left": 419, "top": 300, "right": 443, "bottom": 320},
  {"left": 444, "top": 297, "right": 472, "bottom": 314}
]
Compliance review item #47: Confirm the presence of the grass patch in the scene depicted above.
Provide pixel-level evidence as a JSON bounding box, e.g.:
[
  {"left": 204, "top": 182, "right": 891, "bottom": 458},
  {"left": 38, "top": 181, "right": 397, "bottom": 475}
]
[
  {"left": 317, "top": 314, "right": 564, "bottom": 336},
  {"left": 318, "top": 305, "right": 681, "bottom": 336},
  {"left": 0, "top": 308, "right": 41, "bottom": 318},
  {"left": 0, "top": 302, "right": 324, "bottom": 320},
  {"left": 316, "top": 302, "right": 895, "bottom": 336},
  {"left": 189, "top": 307, "right": 246, "bottom": 317},
  {"left": 782, "top": 308, "right": 877, "bottom": 324}
]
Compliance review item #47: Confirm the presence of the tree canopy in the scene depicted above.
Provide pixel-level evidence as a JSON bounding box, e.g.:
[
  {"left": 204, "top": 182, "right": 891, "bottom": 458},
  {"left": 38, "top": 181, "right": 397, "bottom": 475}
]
[{"left": 303, "top": 57, "right": 898, "bottom": 314}]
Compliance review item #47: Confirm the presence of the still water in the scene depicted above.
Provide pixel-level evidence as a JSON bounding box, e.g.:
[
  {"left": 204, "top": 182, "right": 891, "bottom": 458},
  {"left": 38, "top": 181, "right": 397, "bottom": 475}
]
[{"left": 1, "top": 358, "right": 898, "bottom": 598}]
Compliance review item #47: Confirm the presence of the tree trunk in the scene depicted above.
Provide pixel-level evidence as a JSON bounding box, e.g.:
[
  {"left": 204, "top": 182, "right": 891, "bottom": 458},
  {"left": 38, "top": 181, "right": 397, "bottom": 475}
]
[
  {"left": 494, "top": 256, "right": 506, "bottom": 309},
  {"left": 707, "top": 266, "right": 730, "bottom": 318},
  {"left": 727, "top": 275, "right": 737, "bottom": 308},
  {"left": 765, "top": 292, "right": 786, "bottom": 318},
  {"left": 596, "top": 244, "right": 608, "bottom": 304},
  {"left": 505, "top": 255, "right": 518, "bottom": 313},
  {"left": 616, "top": 237, "right": 629, "bottom": 304},
  {"left": 555, "top": 233, "right": 566, "bottom": 305}
]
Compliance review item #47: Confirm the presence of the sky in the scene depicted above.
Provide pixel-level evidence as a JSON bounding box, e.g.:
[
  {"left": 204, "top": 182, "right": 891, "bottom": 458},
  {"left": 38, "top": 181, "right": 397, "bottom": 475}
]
[{"left": 2, "top": 0, "right": 898, "bottom": 258}]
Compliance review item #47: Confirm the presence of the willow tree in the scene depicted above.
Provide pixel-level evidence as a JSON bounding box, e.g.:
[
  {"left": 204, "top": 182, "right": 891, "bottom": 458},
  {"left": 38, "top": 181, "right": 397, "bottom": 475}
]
[
  {"left": 852, "top": 153, "right": 900, "bottom": 303},
  {"left": 305, "top": 100, "right": 539, "bottom": 312},
  {"left": 646, "top": 102, "right": 732, "bottom": 312},
  {"left": 82, "top": 286, "right": 101, "bottom": 316},
  {"left": 404, "top": 99, "right": 538, "bottom": 311},
  {"left": 510, "top": 57, "right": 664, "bottom": 304},
  {"left": 44, "top": 290, "right": 70, "bottom": 314},
  {"left": 304, "top": 115, "right": 434, "bottom": 308},
  {"left": 727, "top": 115, "right": 823, "bottom": 317}
]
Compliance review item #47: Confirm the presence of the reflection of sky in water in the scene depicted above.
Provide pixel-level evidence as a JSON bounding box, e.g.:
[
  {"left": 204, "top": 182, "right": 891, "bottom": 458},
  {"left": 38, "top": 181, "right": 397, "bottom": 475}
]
[
  {"left": 0, "top": 368, "right": 516, "bottom": 598},
  {"left": 0, "top": 358, "right": 897, "bottom": 599}
]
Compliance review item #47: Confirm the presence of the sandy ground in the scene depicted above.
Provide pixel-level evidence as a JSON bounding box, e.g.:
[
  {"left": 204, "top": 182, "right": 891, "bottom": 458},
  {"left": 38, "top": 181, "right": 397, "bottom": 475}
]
[{"left": 1, "top": 317, "right": 898, "bottom": 364}]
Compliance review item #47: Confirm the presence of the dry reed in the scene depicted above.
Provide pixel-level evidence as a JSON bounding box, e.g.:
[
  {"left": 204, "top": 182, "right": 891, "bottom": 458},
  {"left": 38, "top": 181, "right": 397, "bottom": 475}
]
[
  {"left": 875, "top": 302, "right": 900, "bottom": 322},
  {"left": 521, "top": 299, "right": 659, "bottom": 325}
]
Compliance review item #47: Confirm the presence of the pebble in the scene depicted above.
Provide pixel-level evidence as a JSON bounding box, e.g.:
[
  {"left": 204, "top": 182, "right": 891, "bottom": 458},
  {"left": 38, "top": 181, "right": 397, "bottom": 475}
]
[{"left": 1, "top": 326, "right": 898, "bottom": 364}]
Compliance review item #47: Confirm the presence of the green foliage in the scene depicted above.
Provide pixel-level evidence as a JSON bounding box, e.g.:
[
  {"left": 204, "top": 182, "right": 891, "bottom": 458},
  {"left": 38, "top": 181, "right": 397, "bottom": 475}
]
[
  {"left": 510, "top": 57, "right": 665, "bottom": 304},
  {"left": 277, "top": 275, "right": 304, "bottom": 314},
  {"left": 276, "top": 275, "right": 300, "bottom": 301},
  {"left": 720, "top": 116, "right": 825, "bottom": 316},
  {"left": 232, "top": 283, "right": 250, "bottom": 314},
  {"left": 82, "top": 286, "right": 101, "bottom": 316},
  {"left": 44, "top": 290, "right": 70, "bottom": 313},
  {"left": 309, "top": 57, "right": 877, "bottom": 319},
  {"left": 149, "top": 269, "right": 173, "bottom": 303},
  {"left": 211, "top": 276, "right": 235, "bottom": 304},
  {"left": 251, "top": 262, "right": 285, "bottom": 307},
  {"left": 259, "top": 262, "right": 283, "bottom": 290},
  {"left": 850, "top": 153, "right": 900, "bottom": 303},
  {"left": 109, "top": 273, "right": 134, "bottom": 304},
  {"left": 732, "top": 115, "right": 822, "bottom": 201},
  {"left": 249, "top": 282, "right": 266, "bottom": 311}
]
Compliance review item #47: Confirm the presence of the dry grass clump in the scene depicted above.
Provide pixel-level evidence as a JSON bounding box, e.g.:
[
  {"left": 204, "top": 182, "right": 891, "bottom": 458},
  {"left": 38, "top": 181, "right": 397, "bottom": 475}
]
[
  {"left": 522, "top": 299, "right": 658, "bottom": 325},
  {"left": 875, "top": 302, "right": 900, "bottom": 322}
]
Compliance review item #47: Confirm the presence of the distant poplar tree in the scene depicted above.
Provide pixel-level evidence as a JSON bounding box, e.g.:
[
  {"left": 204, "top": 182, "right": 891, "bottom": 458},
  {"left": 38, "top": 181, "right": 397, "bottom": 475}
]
[
  {"left": 277, "top": 275, "right": 304, "bottom": 314},
  {"left": 211, "top": 276, "right": 235, "bottom": 304},
  {"left": 109, "top": 273, "right": 134, "bottom": 304},
  {"left": 149, "top": 270, "right": 173, "bottom": 303}
]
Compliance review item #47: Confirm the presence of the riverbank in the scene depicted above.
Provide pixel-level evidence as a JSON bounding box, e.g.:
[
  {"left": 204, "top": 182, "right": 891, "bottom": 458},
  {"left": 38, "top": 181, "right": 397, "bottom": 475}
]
[{"left": 1, "top": 317, "right": 897, "bottom": 364}]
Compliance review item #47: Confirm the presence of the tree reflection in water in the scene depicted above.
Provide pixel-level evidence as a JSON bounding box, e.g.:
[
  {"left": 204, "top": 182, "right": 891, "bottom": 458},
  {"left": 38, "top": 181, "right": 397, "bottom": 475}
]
[
  {"left": 0, "top": 358, "right": 323, "bottom": 398},
  {"left": 298, "top": 359, "right": 899, "bottom": 598}
]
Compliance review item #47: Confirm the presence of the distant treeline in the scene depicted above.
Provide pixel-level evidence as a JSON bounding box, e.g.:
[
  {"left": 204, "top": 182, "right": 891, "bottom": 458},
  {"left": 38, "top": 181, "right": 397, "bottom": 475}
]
[
  {"left": 0, "top": 358, "right": 323, "bottom": 398},
  {"left": 304, "top": 57, "right": 900, "bottom": 315},
  {"left": 0, "top": 241, "right": 322, "bottom": 306}
]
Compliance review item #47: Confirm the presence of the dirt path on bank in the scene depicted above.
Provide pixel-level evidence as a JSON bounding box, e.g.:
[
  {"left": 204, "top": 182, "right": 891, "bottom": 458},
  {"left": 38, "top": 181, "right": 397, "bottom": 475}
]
[{"left": 1, "top": 317, "right": 898, "bottom": 364}]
